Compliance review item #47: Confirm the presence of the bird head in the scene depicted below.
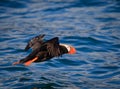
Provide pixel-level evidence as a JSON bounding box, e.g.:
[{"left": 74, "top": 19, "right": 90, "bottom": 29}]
[{"left": 60, "top": 44, "right": 76, "bottom": 54}]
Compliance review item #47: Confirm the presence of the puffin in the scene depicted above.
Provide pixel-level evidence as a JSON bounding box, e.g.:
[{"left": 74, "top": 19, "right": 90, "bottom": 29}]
[{"left": 13, "top": 34, "right": 76, "bottom": 66}]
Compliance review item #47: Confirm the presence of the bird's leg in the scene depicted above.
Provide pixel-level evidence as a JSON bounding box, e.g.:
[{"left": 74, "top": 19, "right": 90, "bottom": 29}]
[
  {"left": 13, "top": 61, "right": 20, "bottom": 65},
  {"left": 24, "top": 57, "right": 38, "bottom": 66}
]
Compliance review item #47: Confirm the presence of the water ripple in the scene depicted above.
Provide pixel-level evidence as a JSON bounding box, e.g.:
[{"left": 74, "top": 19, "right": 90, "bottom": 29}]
[{"left": 0, "top": 0, "right": 120, "bottom": 89}]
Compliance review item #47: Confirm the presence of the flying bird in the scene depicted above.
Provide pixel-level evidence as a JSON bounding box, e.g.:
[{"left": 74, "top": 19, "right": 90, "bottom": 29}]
[{"left": 13, "top": 34, "right": 76, "bottom": 66}]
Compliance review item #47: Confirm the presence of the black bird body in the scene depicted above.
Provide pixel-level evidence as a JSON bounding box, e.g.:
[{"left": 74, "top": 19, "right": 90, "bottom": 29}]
[
  {"left": 13, "top": 34, "right": 76, "bottom": 66},
  {"left": 20, "top": 37, "right": 68, "bottom": 63}
]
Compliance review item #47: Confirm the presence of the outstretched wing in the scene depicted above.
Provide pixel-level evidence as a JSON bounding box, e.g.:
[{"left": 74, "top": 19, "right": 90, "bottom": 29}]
[
  {"left": 19, "top": 37, "right": 61, "bottom": 64},
  {"left": 13, "top": 37, "right": 61, "bottom": 66},
  {"left": 42, "top": 37, "right": 61, "bottom": 57},
  {"left": 25, "top": 34, "right": 45, "bottom": 51}
]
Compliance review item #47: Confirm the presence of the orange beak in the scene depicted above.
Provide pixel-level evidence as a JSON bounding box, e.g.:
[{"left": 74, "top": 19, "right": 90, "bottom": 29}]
[
  {"left": 24, "top": 57, "right": 38, "bottom": 66},
  {"left": 68, "top": 46, "right": 76, "bottom": 54}
]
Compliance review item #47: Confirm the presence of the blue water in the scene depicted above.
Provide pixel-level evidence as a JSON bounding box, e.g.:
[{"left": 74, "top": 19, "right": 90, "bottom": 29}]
[{"left": 0, "top": 0, "right": 120, "bottom": 89}]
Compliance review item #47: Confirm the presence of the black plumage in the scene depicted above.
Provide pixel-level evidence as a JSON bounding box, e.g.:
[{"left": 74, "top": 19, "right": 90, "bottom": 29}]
[
  {"left": 13, "top": 34, "right": 76, "bottom": 66},
  {"left": 19, "top": 35, "right": 68, "bottom": 63}
]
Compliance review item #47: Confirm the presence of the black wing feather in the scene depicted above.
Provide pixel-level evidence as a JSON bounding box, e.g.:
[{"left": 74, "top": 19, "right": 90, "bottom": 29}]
[
  {"left": 25, "top": 34, "right": 45, "bottom": 51},
  {"left": 19, "top": 37, "right": 61, "bottom": 63},
  {"left": 43, "top": 37, "right": 61, "bottom": 57}
]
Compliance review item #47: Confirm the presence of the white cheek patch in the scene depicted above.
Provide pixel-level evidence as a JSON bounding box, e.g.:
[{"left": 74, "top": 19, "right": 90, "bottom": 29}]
[{"left": 60, "top": 44, "right": 70, "bottom": 52}]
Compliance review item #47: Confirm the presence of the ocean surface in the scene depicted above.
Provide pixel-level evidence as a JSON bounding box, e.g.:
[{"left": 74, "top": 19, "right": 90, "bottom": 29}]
[{"left": 0, "top": 0, "right": 120, "bottom": 89}]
